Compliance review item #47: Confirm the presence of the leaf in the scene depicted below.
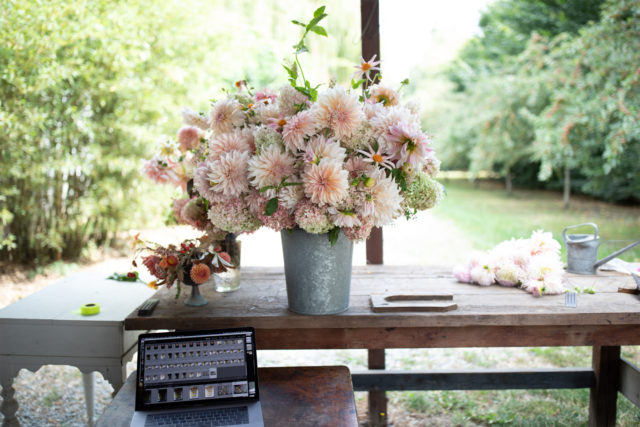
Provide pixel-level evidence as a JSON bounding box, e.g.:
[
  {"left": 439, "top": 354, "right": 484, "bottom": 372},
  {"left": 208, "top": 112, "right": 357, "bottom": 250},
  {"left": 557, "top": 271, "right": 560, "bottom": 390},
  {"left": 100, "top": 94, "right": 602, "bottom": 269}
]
[
  {"left": 309, "top": 26, "right": 327, "bottom": 37},
  {"left": 259, "top": 185, "right": 275, "bottom": 193},
  {"left": 307, "top": 13, "right": 327, "bottom": 31},
  {"left": 328, "top": 227, "right": 340, "bottom": 246},
  {"left": 400, "top": 78, "right": 410, "bottom": 86},
  {"left": 351, "top": 78, "right": 365, "bottom": 90},
  {"left": 291, "top": 20, "right": 306, "bottom": 27},
  {"left": 265, "top": 197, "right": 279, "bottom": 216},
  {"left": 313, "top": 6, "right": 326, "bottom": 18},
  {"left": 296, "top": 45, "right": 309, "bottom": 54}
]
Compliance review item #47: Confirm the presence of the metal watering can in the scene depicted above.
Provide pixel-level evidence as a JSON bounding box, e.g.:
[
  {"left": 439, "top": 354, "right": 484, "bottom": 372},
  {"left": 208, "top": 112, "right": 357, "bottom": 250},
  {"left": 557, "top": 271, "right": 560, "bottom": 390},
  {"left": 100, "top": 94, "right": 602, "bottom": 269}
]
[{"left": 563, "top": 223, "right": 640, "bottom": 274}]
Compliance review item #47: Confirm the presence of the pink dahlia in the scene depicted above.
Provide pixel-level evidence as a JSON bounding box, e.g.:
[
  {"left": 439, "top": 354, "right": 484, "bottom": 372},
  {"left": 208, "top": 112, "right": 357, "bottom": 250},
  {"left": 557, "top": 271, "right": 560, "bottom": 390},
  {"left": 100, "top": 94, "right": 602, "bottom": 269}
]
[
  {"left": 209, "top": 98, "right": 245, "bottom": 133},
  {"left": 181, "top": 107, "right": 209, "bottom": 130},
  {"left": 282, "top": 110, "right": 318, "bottom": 152},
  {"left": 193, "top": 162, "right": 226, "bottom": 203},
  {"left": 206, "top": 151, "right": 250, "bottom": 197},
  {"left": 208, "top": 130, "right": 252, "bottom": 161},
  {"left": 368, "top": 84, "right": 400, "bottom": 107},
  {"left": 255, "top": 88, "right": 278, "bottom": 105},
  {"left": 177, "top": 126, "right": 201, "bottom": 152},
  {"left": 369, "top": 105, "right": 419, "bottom": 145},
  {"left": 277, "top": 85, "right": 310, "bottom": 117},
  {"left": 305, "top": 135, "right": 346, "bottom": 165},
  {"left": 368, "top": 169, "right": 403, "bottom": 226},
  {"left": 302, "top": 160, "right": 349, "bottom": 206},
  {"left": 312, "top": 86, "right": 364, "bottom": 140},
  {"left": 344, "top": 157, "right": 376, "bottom": 179},
  {"left": 248, "top": 144, "right": 296, "bottom": 190},
  {"left": 172, "top": 198, "right": 190, "bottom": 224},
  {"left": 142, "top": 155, "right": 182, "bottom": 188},
  {"left": 180, "top": 197, "right": 208, "bottom": 230},
  {"left": 328, "top": 208, "right": 361, "bottom": 228},
  {"left": 387, "top": 122, "right": 432, "bottom": 168}
]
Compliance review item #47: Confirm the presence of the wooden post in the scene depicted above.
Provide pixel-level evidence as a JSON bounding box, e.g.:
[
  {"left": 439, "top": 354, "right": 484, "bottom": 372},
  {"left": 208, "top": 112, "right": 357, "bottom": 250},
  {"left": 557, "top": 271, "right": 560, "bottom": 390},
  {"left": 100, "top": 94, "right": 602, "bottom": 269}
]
[
  {"left": 589, "top": 345, "right": 620, "bottom": 427},
  {"left": 361, "top": 1, "right": 386, "bottom": 423},
  {"left": 361, "top": 0, "right": 383, "bottom": 268},
  {"left": 368, "top": 349, "right": 387, "bottom": 426}
]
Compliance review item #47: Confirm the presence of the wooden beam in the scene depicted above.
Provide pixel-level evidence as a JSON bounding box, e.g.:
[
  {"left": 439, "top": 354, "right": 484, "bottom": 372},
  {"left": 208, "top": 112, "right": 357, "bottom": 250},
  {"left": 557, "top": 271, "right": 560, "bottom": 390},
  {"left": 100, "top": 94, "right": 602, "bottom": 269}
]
[
  {"left": 619, "top": 357, "right": 640, "bottom": 409},
  {"left": 352, "top": 368, "right": 594, "bottom": 391},
  {"left": 589, "top": 346, "right": 621, "bottom": 427}
]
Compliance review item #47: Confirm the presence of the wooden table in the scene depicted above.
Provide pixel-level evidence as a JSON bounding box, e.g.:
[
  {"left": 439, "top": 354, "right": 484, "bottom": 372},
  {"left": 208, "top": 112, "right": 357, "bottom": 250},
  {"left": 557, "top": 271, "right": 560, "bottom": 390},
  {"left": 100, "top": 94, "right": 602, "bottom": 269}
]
[
  {"left": 124, "top": 265, "right": 640, "bottom": 426},
  {"left": 96, "top": 366, "right": 358, "bottom": 427},
  {"left": 0, "top": 272, "right": 155, "bottom": 427}
]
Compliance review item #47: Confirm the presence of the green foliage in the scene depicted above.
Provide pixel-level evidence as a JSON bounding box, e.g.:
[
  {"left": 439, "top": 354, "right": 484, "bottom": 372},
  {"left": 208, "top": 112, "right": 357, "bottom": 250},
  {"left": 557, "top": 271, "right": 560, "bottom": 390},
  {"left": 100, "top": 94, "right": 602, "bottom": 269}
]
[
  {"left": 435, "top": 0, "right": 639, "bottom": 203},
  {"left": 288, "top": 6, "right": 329, "bottom": 101},
  {"left": 1, "top": 0, "right": 360, "bottom": 264},
  {"left": 531, "top": 0, "right": 640, "bottom": 202}
]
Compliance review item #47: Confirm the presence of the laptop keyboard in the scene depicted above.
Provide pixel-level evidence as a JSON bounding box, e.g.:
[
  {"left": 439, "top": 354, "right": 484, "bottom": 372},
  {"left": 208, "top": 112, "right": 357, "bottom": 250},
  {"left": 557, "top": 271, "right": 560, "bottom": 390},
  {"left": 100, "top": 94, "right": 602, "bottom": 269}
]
[{"left": 145, "top": 406, "right": 249, "bottom": 426}]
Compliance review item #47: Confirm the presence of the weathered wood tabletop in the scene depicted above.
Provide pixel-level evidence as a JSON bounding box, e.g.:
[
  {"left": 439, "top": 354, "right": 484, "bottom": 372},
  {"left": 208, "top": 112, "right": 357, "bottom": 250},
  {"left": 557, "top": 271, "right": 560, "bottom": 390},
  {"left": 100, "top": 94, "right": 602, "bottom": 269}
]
[
  {"left": 125, "top": 265, "right": 640, "bottom": 349},
  {"left": 96, "top": 366, "right": 358, "bottom": 427},
  {"left": 123, "top": 265, "right": 640, "bottom": 426}
]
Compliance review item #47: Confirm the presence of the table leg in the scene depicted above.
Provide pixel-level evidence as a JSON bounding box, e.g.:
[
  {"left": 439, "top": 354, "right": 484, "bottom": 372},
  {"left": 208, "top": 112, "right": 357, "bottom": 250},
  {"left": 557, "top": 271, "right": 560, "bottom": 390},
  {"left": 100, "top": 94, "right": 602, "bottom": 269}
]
[
  {"left": 0, "top": 363, "right": 21, "bottom": 427},
  {"left": 589, "top": 345, "right": 621, "bottom": 427},
  {"left": 368, "top": 349, "right": 387, "bottom": 427},
  {"left": 82, "top": 372, "right": 94, "bottom": 427},
  {"left": 99, "top": 364, "right": 126, "bottom": 397}
]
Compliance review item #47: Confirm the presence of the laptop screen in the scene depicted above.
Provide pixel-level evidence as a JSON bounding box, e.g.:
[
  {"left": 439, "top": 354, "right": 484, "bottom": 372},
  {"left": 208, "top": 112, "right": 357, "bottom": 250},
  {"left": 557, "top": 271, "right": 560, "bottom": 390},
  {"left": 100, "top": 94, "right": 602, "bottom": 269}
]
[{"left": 135, "top": 328, "right": 259, "bottom": 411}]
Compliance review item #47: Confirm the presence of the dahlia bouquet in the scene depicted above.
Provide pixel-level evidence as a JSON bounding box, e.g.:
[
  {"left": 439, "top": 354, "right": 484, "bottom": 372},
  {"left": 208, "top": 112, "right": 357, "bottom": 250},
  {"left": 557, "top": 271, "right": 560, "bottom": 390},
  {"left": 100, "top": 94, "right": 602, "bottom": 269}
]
[
  {"left": 453, "top": 230, "right": 567, "bottom": 296},
  {"left": 143, "top": 6, "right": 443, "bottom": 244},
  {"left": 133, "top": 234, "right": 233, "bottom": 297}
]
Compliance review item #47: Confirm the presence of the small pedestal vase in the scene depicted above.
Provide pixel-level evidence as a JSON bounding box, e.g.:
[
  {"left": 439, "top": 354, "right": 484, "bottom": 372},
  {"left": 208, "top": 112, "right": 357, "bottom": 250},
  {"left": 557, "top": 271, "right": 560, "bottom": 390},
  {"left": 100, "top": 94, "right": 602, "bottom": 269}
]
[
  {"left": 281, "top": 228, "right": 353, "bottom": 315},
  {"left": 182, "top": 265, "right": 208, "bottom": 307},
  {"left": 214, "top": 234, "right": 241, "bottom": 292}
]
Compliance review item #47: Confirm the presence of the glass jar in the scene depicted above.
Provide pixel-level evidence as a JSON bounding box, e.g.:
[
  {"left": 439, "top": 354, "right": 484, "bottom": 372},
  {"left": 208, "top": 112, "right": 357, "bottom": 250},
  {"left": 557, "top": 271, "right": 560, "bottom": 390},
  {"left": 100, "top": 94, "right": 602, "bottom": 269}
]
[{"left": 214, "top": 234, "right": 241, "bottom": 292}]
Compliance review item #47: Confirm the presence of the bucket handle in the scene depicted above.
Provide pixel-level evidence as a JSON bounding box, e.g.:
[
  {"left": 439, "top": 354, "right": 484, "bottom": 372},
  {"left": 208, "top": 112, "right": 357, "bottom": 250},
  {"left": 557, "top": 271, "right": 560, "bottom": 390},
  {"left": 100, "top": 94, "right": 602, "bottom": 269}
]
[{"left": 562, "top": 223, "right": 598, "bottom": 244}]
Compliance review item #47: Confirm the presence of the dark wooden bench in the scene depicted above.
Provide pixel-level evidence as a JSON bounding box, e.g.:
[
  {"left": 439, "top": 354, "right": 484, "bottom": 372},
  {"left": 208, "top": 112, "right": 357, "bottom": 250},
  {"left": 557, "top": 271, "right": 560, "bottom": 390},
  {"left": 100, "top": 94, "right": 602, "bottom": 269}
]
[{"left": 96, "top": 366, "right": 358, "bottom": 427}]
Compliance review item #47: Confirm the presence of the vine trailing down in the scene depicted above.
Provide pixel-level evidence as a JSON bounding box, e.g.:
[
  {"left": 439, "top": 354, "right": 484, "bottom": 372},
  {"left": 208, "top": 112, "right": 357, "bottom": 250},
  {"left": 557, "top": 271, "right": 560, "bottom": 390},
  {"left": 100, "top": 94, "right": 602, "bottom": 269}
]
[{"left": 143, "top": 5, "right": 444, "bottom": 250}]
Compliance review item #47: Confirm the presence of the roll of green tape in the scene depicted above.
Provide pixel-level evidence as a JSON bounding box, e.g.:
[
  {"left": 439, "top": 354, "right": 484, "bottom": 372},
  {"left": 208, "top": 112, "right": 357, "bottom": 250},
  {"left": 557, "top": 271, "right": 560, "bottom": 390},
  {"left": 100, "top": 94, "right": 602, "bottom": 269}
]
[{"left": 80, "top": 303, "right": 100, "bottom": 316}]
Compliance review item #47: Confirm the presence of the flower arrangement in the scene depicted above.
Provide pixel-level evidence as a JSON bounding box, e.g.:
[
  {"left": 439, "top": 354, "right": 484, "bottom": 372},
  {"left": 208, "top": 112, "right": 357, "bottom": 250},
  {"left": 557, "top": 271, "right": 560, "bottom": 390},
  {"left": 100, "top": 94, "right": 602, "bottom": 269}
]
[
  {"left": 133, "top": 234, "right": 233, "bottom": 297},
  {"left": 453, "top": 230, "right": 566, "bottom": 296},
  {"left": 143, "top": 6, "right": 443, "bottom": 245}
]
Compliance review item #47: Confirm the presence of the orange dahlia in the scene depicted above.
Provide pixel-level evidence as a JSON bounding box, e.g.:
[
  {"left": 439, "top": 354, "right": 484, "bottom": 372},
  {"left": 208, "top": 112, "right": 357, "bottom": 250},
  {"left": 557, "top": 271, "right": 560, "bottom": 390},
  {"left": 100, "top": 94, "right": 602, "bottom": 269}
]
[{"left": 190, "top": 263, "right": 211, "bottom": 284}]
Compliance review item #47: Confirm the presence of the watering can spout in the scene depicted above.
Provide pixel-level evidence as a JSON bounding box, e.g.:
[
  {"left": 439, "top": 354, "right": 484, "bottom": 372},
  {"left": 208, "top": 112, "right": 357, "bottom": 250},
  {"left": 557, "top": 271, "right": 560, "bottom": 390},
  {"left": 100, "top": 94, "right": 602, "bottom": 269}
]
[
  {"left": 593, "top": 240, "right": 640, "bottom": 269},
  {"left": 563, "top": 222, "right": 640, "bottom": 274}
]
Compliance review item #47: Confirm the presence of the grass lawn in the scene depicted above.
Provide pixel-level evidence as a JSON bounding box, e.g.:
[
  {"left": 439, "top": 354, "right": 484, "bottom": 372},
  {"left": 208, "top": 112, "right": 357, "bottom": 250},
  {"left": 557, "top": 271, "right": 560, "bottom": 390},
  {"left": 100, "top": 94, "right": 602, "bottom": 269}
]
[
  {"left": 389, "top": 179, "right": 640, "bottom": 425},
  {"left": 432, "top": 178, "right": 640, "bottom": 262}
]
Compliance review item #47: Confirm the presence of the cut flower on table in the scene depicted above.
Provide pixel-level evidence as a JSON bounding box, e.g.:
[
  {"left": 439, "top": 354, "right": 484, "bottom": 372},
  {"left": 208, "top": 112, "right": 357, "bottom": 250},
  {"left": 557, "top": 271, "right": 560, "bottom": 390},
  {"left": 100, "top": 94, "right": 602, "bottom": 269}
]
[{"left": 453, "top": 230, "right": 566, "bottom": 296}]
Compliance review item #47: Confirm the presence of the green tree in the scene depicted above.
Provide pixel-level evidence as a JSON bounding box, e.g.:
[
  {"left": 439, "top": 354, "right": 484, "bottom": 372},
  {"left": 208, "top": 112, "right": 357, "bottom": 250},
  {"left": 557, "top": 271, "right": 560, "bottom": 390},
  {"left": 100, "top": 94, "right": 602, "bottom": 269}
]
[
  {"left": 531, "top": 0, "right": 640, "bottom": 203},
  {"left": 0, "top": 0, "right": 361, "bottom": 264}
]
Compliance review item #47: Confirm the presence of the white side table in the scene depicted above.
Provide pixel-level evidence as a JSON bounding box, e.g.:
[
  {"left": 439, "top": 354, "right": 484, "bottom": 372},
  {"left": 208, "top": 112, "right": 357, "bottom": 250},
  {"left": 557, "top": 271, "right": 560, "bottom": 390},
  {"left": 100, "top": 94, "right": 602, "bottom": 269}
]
[{"left": 0, "top": 272, "right": 155, "bottom": 427}]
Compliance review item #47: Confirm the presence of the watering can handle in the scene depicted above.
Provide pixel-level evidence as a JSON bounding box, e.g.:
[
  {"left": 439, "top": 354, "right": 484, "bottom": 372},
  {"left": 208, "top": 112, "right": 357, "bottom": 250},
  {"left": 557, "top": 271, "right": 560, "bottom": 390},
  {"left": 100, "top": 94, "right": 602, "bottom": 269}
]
[{"left": 562, "top": 223, "right": 599, "bottom": 244}]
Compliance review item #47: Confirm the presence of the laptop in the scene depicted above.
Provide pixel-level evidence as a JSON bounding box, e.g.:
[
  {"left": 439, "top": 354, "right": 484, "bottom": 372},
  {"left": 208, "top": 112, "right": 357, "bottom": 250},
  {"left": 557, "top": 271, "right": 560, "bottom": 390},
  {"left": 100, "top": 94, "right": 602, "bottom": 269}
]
[{"left": 130, "top": 327, "right": 264, "bottom": 427}]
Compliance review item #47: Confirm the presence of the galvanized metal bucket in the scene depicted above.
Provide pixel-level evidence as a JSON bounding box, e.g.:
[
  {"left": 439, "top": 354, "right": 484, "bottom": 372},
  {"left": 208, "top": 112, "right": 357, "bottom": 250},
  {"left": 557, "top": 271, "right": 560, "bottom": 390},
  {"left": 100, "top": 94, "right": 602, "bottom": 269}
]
[{"left": 281, "top": 228, "right": 353, "bottom": 315}]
